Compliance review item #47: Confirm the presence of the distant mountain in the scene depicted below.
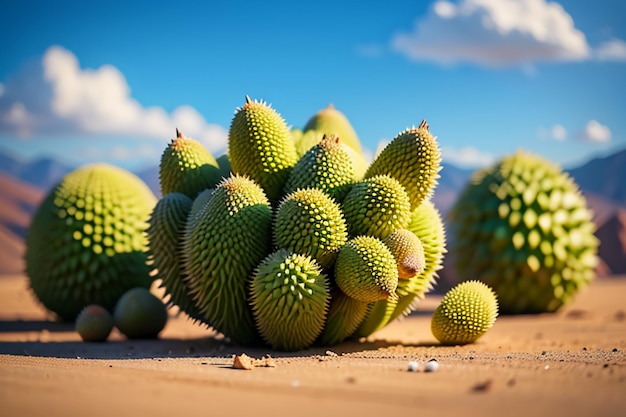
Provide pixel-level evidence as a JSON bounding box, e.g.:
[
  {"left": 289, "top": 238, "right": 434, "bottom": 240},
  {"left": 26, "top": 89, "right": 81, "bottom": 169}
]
[
  {"left": 431, "top": 163, "right": 473, "bottom": 216},
  {"left": 568, "top": 147, "right": 626, "bottom": 207},
  {"left": 595, "top": 209, "right": 626, "bottom": 275},
  {"left": 0, "top": 152, "right": 73, "bottom": 192},
  {"left": 136, "top": 164, "right": 161, "bottom": 199}
]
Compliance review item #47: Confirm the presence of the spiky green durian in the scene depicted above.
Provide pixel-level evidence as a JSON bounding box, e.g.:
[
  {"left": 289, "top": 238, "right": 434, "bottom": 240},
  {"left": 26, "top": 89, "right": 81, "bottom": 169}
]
[
  {"left": 343, "top": 142, "right": 369, "bottom": 181},
  {"left": 390, "top": 200, "right": 447, "bottom": 321},
  {"left": 365, "top": 121, "right": 441, "bottom": 209},
  {"left": 431, "top": 281, "right": 498, "bottom": 345},
  {"left": 25, "top": 163, "right": 156, "bottom": 321},
  {"left": 146, "top": 192, "right": 202, "bottom": 320},
  {"left": 216, "top": 153, "right": 232, "bottom": 180},
  {"left": 159, "top": 129, "right": 221, "bottom": 199},
  {"left": 303, "top": 103, "right": 362, "bottom": 154},
  {"left": 182, "top": 174, "right": 272, "bottom": 345},
  {"left": 228, "top": 96, "right": 299, "bottom": 201},
  {"left": 293, "top": 129, "right": 322, "bottom": 157},
  {"left": 383, "top": 228, "right": 426, "bottom": 280},
  {"left": 186, "top": 188, "right": 214, "bottom": 231},
  {"left": 274, "top": 188, "right": 348, "bottom": 269},
  {"left": 75, "top": 304, "right": 114, "bottom": 342},
  {"left": 113, "top": 287, "right": 168, "bottom": 339},
  {"left": 334, "top": 236, "right": 398, "bottom": 303},
  {"left": 450, "top": 150, "right": 598, "bottom": 314},
  {"left": 250, "top": 249, "right": 329, "bottom": 351},
  {"left": 284, "top": 135, "right": 356, "bottom": 202},
  {"left": 342, "top": 174, "right": 411, "bottom": 239},
  {"left": 317, "top": 288, "right": 368, "bottom": 346}
]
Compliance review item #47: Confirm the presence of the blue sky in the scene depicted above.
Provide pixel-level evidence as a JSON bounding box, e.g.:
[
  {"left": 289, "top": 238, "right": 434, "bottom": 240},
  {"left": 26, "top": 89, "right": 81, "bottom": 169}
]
[{"left": 1, "top": 0, "right": 625, "bottom": 172}]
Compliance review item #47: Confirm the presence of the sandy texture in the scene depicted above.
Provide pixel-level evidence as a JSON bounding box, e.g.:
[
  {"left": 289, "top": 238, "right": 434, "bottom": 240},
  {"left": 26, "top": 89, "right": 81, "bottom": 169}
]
[{"left": 1, "top": 274, "right": 625, "bottom": 417}]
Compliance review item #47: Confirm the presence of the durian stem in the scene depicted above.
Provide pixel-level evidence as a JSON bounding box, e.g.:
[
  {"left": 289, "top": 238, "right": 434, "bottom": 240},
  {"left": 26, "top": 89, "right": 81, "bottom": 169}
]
[
  {"left": 176, "top": 128, "right": 183, "bottom": 139},
  {"left": 419, "top": 119, "right": 429, "bottom": 131}
]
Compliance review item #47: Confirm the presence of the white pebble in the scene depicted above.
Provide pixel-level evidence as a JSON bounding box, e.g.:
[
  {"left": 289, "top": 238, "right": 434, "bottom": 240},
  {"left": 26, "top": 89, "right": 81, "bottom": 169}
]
[
  {"left": 424, "top": 359, "right": 439, "bottom": 373},
  {"left": 407, "top": 361, "right": 419, "bottom": 372}
]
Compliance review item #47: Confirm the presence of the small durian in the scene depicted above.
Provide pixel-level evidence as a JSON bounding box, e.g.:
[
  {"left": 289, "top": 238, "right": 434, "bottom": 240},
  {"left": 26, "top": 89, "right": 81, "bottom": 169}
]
[
  {"left": 274, "top": 188, "right": 348, "bottom": 269},
  {"left": 303, "top": 104, "right": 362, "bottom": 154},
  {"left": 228, "top": 96, "right": 299, "bottom": 201},
  {"left": 25, "top": 163, "right": 156, "bottom": 321},
  {"left": 334, "top": 236, "right": 398, "bottom": 303},
  {"left": 250, "top": 249, "right": 329, "bottom": 351},
  {"left": 317, "top": 288, "right": 368, "bottom": 346},
  {"left": 342, "top": 174, "right": 411, "bottom": 239},
  {"left": 431, "top": 281, "right": 498, "bottom": 345},
  {"left": 365, "top": 121, "right": 441, "bottom": 209},
  {"left": 283, "top": 135, "right": 356, "bottom": 202},
  {"left": 159, "top": 129, "right": 221, "bottom": 199},
  {"left": 383, "top": 228, "right": 426, "bottom": 280},
  {"left": 75, "top": 304, "right": 114, "bottom": 342},
  {"left": 113, "top": 287, "right": 168, "bottom": 339},
  {"left": 450, "top": 150, "right": 598, "bottom": 313},
  {"left": 146, "top": 192, "right": 201, "bottom": 320},
  {"left": 182, "top": 174, "right": 272, "bottom": 345}
]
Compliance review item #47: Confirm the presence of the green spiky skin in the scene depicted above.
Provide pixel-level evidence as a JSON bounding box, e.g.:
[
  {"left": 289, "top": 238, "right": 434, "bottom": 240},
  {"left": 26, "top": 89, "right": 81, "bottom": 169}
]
[
  {"left": 250, "top": 250, "right": 329, "bottom": 351},
  {"left": 25, "top": 163, "right": 156, "bottom": 321},
  {"left": 75, "top": 304, "right": 114, "bottom": 342},
  {"left": 450, "top": 151, "right": 598, "bottom": 313},
  {"left": 146, "top": 192, "right": 202, "bottom": 320},
  {"left": 317, "top": 288, "right": 368, "bottom": 346},
  {"left": 228, "top": 97, "right": 299, "bottom": 201},
  {"left": 334, "top": 236, "right": 398, "bottom": 303},
  {"left": 113, "top": 287, "right": 168, "bottom": 339},
  {"left": 186, "top": 188, "right": 214, "bottom": 231},
  {"left": 365, "top": 121, "right": 441, "bottom": 210},
  {"left": 431, "top": 281, "right": 498, "bottom": 345},
  {"left": 183, "top": 175, "right": 272, "bottom": 345},
  {"left": 352, "top": 297, "right": 398, "bottom": 338},
  {"left": 215, "top": 153, "right": 232, "bottom": 181},
  {"left": 384, "top": 228, "right": 426, "bottom": 280},
  {"left": 390, "top": 201, "right": 448, "bottom": 321},
  {"left": 274, "top": 188, "right": 348, "bottom": 269},
  {"left": 342, "top": 175, "right": 411, "bottom": 239},
  {"left": 303, "top": 104, "right": 362, "bottom": 154},
  {"left": 284, "top": 135, "right": 356, "bottom": 202},
  {"left": 159, "top": 129, "right": 221, "bottom": 199}
]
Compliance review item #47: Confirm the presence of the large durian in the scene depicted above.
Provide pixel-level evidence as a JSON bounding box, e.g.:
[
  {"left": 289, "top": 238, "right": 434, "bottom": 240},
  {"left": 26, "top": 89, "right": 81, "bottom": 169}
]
[
  {"left": 25, "top": 163, "right": 156, "bottom": 321},
  {"left": 228, "top": 96, "right": 299, "bottom": 201},
  {"left": 365, "top": 121, "right": 441, "bottom": 209},
  {"left": 303, "top": 104, "right": 362, "bottom": 154},
  {"left": 450, "top": 150, "right": 598, "bottom": 313},
  {"left": 159, "top": 129, "right": 221, "bottom": 198},
  {"left": 182, "top": 174, "right": 272, "bottom": 345},
  {"left": 250, "top": 249, "right": 329, "bottom": 351}
]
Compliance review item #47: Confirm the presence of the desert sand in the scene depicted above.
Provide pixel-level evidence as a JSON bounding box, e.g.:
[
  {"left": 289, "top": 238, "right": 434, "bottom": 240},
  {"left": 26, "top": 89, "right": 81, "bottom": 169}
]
[{"left": 1, "top": 274, "right": 624, "bottom": 417}]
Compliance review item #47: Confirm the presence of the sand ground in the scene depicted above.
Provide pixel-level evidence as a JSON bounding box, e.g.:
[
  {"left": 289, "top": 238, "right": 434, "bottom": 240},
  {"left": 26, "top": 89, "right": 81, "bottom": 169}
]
[{"left": 1, "top": 274, "right": 624, "bottom": 417}]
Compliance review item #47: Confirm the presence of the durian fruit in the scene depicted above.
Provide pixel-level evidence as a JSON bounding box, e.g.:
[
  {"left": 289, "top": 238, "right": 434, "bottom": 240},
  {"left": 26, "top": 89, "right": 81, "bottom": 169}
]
[
  {"left": 283, "top": 135, "right": 356, "bottom": 202},
  {"left": 303, "top": 104, "right": 362, "bottom": 154},
  {"left": 391, "top": 200, "right": 447, "bottom": 320},
  {"left": 228, "top": 96, "right": 299, "bottom": 201},
  {"left": 159, "top": 129, "right": 221, "bottom": 198},
  {"left": 365, "top": 121, "right": 441, "bottom": 209},
  {"left": 431, "top": 281, "right": 498, "bottom": 345},
  {"left": 216, "top": 153, "right": 232, "bottom": 181},
  {"left": 183, "top": 174, "right": 272, "bottom": 345},
  {"left": 274, "top": 188, "right": 348, "bottom": 269},
  {"left": 75, "top": 304, "right": 114, "bottom": 342},
  {"left": 383, "top": 228, "right": 426, "bottom": 280},
  {"left": 113, "top": 287, "right": 168, "bottom": 339},
  {"left": 342, "top": 174, "right": 411, "bottom": 239},
  {"left": 334, "top": 236, "right": 398, "bottom": 303},
  {"left": 450, "top": 150, "right": 598, "bottom": 313},
  {"left": 292, "top": 129, "right": 322, "bottom": 157},
  {"left": 146, "top": 192, "right": 201, "bottom": 319},
  {"left": 250, "top": 249, "right": 329, "bottom": 351},
  {"left": 317, "top": 288, "right": 368, "bottom": 346},
  {"left": 25, "top": 163, "right": 156, "bottom": 321},
  {"left": 186, "top": 188, "right": 214, "bottom": 231}
]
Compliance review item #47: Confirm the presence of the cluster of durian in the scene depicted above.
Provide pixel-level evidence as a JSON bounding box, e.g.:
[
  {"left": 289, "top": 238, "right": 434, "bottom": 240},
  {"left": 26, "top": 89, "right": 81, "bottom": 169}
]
[{"left": 148, "top": 97, "right": 447, "bottom": 351}]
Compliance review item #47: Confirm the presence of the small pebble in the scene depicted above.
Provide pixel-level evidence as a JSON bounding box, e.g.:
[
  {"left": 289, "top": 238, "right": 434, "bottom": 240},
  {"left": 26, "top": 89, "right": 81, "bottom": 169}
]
[
  {"left": 291, "top": 379, "right": 301, "bottom": 388},
  {"left": 424, "top": 359, "right": 439, "bottom": 373},
  {"left": 544, "top": 365, "right": 550, "bottom": 370},
  {"left": 407, "top": 361, "right": 419, "bottom": 372}
]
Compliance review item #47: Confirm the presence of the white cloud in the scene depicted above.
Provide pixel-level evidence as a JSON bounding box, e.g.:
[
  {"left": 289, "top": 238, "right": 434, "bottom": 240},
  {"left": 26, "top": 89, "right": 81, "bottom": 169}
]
[
  {"left": 0, "top": 46, "right": 227, "bottom": 153},
  {"left": 595, "top": 39, "right": 626, "bottom": 61},
  {"left": 442, "top": 146, "right": 496, "bottom": 168},
  {"left": 391, "top": 0, "right": 592, "bottom": 66},
  {"left": 579, "top": 120, "right": 611, "bottom": 142},
  {"left": 538, "top": 124, "right": 567, "bottom": 140}
]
